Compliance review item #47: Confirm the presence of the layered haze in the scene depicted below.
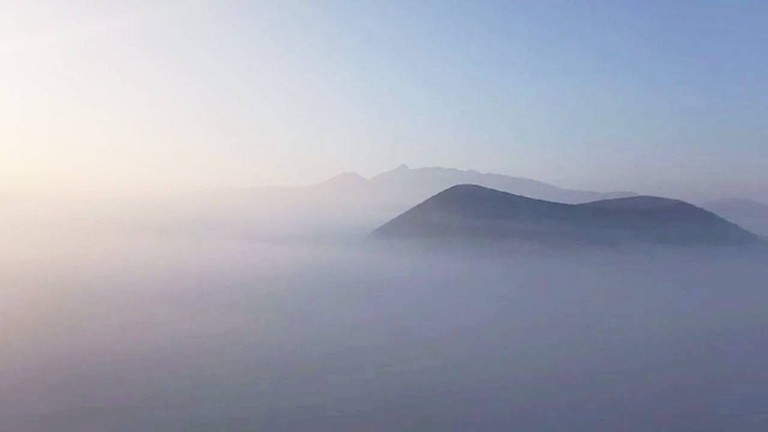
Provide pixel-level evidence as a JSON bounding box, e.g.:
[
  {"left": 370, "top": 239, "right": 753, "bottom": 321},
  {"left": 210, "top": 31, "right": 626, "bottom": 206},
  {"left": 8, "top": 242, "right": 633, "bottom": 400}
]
[
  {"left": 3, "top": 216, "right": 768, "bottom": 431},
  {"left": 3, "top": 169, "right": 768, "bottom": 430},
  {"left": 3, "top": 1, "right": 768, "bottom": 431},
  {"left": 2, "top": 1, "right": 768, "bottom": 200}
]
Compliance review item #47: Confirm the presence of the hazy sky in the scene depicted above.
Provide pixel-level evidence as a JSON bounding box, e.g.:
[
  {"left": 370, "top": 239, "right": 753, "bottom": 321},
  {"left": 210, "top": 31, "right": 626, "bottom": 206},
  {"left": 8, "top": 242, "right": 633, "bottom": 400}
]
[{"left": 2, "top": 1, "right": 766, "bottom": 200}]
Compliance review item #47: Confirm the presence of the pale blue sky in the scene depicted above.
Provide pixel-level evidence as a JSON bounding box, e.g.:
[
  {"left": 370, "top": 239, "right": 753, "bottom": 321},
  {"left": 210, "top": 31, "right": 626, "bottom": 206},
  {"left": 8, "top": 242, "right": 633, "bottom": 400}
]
[{"left": 2, "top": 1, "right": 766, "bottom": 200}]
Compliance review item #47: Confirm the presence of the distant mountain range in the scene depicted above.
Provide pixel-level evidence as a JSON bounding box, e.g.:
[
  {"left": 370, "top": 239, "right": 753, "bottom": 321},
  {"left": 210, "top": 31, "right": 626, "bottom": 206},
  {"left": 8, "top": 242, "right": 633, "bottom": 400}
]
[
  {"left": 149, "top": 165, "right": 766, "bottom": 240},
  {"left": 28, "top": 164, "right": 762, "bottom": 241},
  {"left": 317, "top": 164, "right": 636, "bottom": 208},
  {"left": 374, "top": 185, "right": 761, "bottom": 247},
  {"left": 161, "top": 165, "right": 640, "bottom": 237}
]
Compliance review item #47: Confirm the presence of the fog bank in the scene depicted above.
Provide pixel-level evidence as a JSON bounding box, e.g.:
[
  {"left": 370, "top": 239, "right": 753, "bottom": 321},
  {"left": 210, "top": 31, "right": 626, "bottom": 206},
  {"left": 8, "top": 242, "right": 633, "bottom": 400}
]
[{"left": 2, "top": 215, "right": 767, "bottom": 431}]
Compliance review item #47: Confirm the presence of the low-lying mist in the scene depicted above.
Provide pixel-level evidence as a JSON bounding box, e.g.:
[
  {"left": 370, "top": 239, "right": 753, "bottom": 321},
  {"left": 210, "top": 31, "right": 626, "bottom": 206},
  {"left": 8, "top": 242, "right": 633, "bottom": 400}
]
[{"left": 2, "top": 202, "right": 768, "bottom": 431}]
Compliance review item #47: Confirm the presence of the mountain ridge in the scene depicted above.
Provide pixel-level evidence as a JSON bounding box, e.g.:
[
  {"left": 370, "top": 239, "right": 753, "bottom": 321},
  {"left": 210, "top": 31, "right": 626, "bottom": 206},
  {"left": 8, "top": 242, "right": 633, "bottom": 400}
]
[
  {"left": 361, "top": 165, "right": 636, "bottom": 205},
  {"left": 374, "top": 184, "right": 761, "bottom": 247},
  {"left": 701, "top": 198, "right": 768, "bottom": 237}
]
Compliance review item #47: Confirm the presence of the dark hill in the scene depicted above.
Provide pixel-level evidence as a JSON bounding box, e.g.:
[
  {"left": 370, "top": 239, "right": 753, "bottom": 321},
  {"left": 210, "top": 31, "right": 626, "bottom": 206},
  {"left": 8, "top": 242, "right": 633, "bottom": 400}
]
[{"left": 373, "top": 185, "right": 760, "bottom": 246}]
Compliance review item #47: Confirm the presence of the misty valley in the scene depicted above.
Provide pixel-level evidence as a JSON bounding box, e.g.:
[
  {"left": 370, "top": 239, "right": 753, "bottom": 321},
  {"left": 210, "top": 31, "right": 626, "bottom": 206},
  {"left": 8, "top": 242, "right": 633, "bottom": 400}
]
[
  {"left": 3, "top": 167, "right": 768, "bottom": 431},
  {"left": 6, "top": 2, "right": 768, "bottom": 430}
]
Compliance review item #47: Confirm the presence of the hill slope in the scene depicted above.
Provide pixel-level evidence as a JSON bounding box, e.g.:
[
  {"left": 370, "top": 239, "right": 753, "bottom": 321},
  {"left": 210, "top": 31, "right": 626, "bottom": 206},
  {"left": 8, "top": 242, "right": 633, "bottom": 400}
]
[
  {"left": 700, "top": 198, "right": 768, "bottom": 237},
  {"left": 365, "top": 164, "right": 634, "bottom": 206},
  {"left": 374, "top": 185, "right": 760, "bottom": 246}
]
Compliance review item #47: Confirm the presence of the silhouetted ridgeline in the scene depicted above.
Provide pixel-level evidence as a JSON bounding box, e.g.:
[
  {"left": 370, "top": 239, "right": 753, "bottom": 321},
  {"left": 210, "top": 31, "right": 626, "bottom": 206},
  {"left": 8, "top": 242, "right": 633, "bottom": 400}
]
[{"left": 374, "top": 185, "right": 762, "bottom": 247}]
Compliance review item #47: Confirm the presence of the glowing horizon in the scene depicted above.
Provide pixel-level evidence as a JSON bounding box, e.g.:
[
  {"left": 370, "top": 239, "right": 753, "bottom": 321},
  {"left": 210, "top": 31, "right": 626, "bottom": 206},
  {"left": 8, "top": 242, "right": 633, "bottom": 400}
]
[{"left": 2, "top": 1, "right": 767, "bottom": 201}]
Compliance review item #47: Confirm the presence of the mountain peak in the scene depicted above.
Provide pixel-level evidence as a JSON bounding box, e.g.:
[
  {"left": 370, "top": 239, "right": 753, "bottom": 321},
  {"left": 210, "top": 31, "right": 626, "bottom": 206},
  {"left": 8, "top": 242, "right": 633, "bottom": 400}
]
[{"left": 374, "top": 185, "right": 760, "bottom": 246}]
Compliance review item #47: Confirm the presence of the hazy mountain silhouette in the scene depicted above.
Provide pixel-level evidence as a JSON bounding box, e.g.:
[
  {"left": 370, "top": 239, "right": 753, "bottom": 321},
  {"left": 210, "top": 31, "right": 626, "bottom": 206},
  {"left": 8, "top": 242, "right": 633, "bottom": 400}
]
[
  {"left": 305, "top": 164, "right": 636, "bottom": 226},
  {"left": 361, "top": 164, "right": 634, "bottom": 207},
  {"left": 374, "top": 185, "right": 761, "bottom": 246},
  {"left": 701, "top": 198, "right": 768, "bottom": 237},
  {"left": 154, "top": 165, "right": 638, "bottom": 238}
]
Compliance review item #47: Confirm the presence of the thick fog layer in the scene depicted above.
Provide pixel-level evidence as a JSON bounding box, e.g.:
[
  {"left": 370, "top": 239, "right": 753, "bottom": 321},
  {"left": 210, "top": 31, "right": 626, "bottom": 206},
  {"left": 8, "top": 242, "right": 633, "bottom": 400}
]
[{"left": 2, "top": 203, "right": 768, "bottom": 432}]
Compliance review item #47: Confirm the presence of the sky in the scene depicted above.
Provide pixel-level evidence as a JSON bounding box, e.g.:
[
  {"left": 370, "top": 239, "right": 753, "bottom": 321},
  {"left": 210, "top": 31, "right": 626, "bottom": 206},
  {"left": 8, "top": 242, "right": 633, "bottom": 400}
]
[{"left": 1, "top": 0, "right": 766, "bottom": 200}]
